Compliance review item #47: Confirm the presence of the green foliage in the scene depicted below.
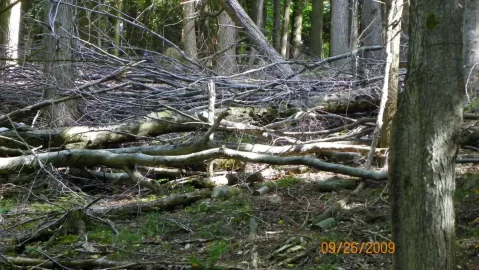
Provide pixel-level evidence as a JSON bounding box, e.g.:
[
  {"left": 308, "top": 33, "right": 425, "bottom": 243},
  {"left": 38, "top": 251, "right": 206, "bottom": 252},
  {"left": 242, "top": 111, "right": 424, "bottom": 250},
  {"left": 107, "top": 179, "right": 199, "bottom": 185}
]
[
  {"left": 187, "top": 240, "right": 230, "bottom": 269},
  {"left": 139, "top": 213, "right": 162, "bottom": 237},
  {"left": 206, "top": 240, "right": 230, "bottom": 265},
  {"left": 0, "top": 199, "right": 15, "bottom": 214},
  {"left": 274, "top": 176, "right": 302, "bottom": 188},
  {"left": 55, "top": 235, "right": 79, "bottom": 245},
  {"left": 88, "top": 226, "right": 115, "bottom": 244},
  {"left": 25, "top": 245, "right": 41, "bottom": 256},
  {"left": 117, "top": 230, "right": 142, "bottom": 244}
]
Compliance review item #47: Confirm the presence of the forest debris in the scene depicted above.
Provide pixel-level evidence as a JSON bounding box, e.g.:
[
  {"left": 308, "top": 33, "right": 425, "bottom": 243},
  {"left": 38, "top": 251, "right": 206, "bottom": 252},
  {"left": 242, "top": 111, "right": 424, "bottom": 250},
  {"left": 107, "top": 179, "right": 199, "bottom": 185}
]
[{"left": 311, "top": 217, "right": 337, "bottom": 231}]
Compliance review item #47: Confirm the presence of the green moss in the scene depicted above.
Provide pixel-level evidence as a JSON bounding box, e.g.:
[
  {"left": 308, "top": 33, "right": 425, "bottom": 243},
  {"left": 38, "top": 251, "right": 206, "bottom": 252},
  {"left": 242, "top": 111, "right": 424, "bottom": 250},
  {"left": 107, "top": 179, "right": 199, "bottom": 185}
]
[
  {"left": 55, "top": 235, "right": 79, "bottom": 245},
  {"left": 426, "top": 12, "right": 439, "bottom": 30},
  {"left": 29, "top": 203, "right": 62, "bottom": 212},
  {"left": 214, "top": 159, "right": 246, "bottom": 171}
]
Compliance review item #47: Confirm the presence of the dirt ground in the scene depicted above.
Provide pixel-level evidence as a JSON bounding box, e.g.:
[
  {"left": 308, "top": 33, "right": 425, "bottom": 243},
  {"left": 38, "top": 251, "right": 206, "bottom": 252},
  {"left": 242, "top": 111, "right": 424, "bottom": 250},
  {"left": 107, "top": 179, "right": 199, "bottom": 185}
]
[{"left": 0, "top": 167, "right": 478, "bottom": 270}]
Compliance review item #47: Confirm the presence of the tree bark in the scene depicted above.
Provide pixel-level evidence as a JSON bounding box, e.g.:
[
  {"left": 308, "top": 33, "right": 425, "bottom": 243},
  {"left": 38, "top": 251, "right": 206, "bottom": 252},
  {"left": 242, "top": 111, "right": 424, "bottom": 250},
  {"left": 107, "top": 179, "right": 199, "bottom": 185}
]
[
  {"left": 182, "top": 0, "right": 197, "bottom": 60},
  {"left": 292, "top": 0, "right": 303, "bottom": 59},
  {"left": 280, "top": 0, "right": 292, "bottom": 58},
  {"left": 378, "top": 0, "right": 403, "bottom": 148},
  {"left": 42, "top": 0, "right": 80, "bottom": 127},
  {"left": 0, "top": 0, "right": 21, "bottom": 66},
  {"left": 248, "top": 0, "right": 265, "bottom": 66},
  {"left": 250, "top": 0, "right": 264, "bottom": 30},
  {"left": 388, "top": 0, "right": 464, "bottom": 268},
  {"left": 310, "top": 0, "right": 323, "bottom": 58},
  {"left": 219, "top": 0, "right": 296, "bottom": 78},
  {"left": 272, "top": 0, "right": 281, "bottom": 51},
  {"left": 359, "top": 0, "right": 384, "bottom": 77},
  {"left": 216, "top": 11, "right": 237, "bottom": 75},
  {"left": 464, "top": 0, "right": 479, "bottom": 99},
  {"left": 330, "top": 0, "right": 351, "bottom": 68}
]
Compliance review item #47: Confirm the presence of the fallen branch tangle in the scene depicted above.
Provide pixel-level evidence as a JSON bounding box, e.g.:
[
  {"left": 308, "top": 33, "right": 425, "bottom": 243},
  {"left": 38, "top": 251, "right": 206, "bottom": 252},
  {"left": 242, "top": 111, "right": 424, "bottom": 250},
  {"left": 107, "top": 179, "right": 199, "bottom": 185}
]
[{"left": 2, "top": 41, "right": 479, "bottom": 194}]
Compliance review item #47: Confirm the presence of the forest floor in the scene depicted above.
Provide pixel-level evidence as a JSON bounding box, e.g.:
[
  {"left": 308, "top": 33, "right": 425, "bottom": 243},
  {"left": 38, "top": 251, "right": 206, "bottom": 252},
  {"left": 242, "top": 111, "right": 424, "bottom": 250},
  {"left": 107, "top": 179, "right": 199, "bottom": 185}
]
[{"left": 0, "top": 165, "right": 478, "bottom": 270}]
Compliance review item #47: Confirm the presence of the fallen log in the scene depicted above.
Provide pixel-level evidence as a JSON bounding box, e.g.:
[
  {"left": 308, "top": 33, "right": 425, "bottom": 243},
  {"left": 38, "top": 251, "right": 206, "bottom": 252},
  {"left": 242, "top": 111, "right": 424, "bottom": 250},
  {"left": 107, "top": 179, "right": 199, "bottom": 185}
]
[
  {"left": 90, "top": 189, "right": 212, "bottom": 216},
  {"left": 0, "top": 146, "right": 387, "bottom": 181}
]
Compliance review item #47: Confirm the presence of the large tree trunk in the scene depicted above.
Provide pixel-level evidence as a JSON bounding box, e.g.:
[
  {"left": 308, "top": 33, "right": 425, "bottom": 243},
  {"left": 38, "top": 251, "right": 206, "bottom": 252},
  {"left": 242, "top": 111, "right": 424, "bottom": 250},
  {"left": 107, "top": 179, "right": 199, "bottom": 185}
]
[
  {"left": 310, "top": 0, "right": 323, "bottom": 58},
  {"left": 0, "top": 0, "right": 21, "bottom": 66},
  {"left": 464, "top": 0, "right": 479, "bottom": 99},
  {"left": 359, "top": 0, "right": 384, "bottom": 77},
  {"left": 378, "top": 0, "right": 403, "bottom": 148},
  {"left": 42, "top": 0, "right": 79, "bottom": 127},
  {"left": 182, "top": 0, "right": 197, "bottom": 60},
  {"left": 216, "top": 11, "right": 237, "bottom": 75},
  {"left": 388, "top": 0, "right": 464, "bottom": 269},
  {"left": 280, "top": 0, "right": 292, "bottom": 58},
  {"left": 330, "top": 0, "right": 351, "bottom": 68},
  {"left": 248, "top": 0, "right": 264, "bottom": 66},
  {"left": 292, "top": 0, "right": 303, "bottom": 59},
  {"left": 272, "top": 0, "right": 281, "bottom": 51},
  {"left": 219, "top": 0, "right": 296, "bottom": 78},
  {"left": 250, "top": 0, "right": 264, "bottom": 30}
]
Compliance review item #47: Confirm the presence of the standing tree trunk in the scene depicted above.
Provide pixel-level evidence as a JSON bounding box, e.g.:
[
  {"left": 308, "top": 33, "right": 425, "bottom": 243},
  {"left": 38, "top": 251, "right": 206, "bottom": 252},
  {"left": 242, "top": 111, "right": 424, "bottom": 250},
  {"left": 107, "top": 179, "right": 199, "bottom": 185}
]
[
  {"left": 272, "top": 0, "right": 281, "bottom": 51},
  {"left": 43, "top": 0, "right": 79, "bottom": 127},
  {"left": 250, "top": 0, "right": 264, "bottom": 30},
  {"left": 378, "top": 0, "right": 403, "bottom": 149},
  {"left": 464, "top": 0, "right": 479, "bottom": 100},
  {"left": 310, "top": 0, "right": 323, "bottom": 58},
  {"left": 0, "top": 0, "right": 21, "bottom": 66},
  {"left": 350, "top": 0, "right": 359, "bottom": 75},
  {"left": 388, "top": 0, "right": 464, "bottom": 269},
  {"left": 113, "top": 0, "right": 122, "bottom": 56},
  {"left": 216, "top": 11, "right": 237, "bottom": 75},
  {"left": 182, "top": 0, "right": 197, "bottom": 60},
  {"left": 280, "top": 0, "right": 292, "bottom": 58},
  {"left": 292, "top": 0, "right": 303, "bottom": 59},
  {"left": 220, "top": 0, "right": 296, "bottom": 78},
  {"left": 0, "top": 0, "right": 22, "bottom": 65},
  {"left": 96, "top": 0, "right": 105, "bottom": 48},
  {"left": 330, "top": 0, "right": 351, "bottom": 68},
  {"left": 248, "top": 0, "right": 264, "bottom": 66},
  {"left": 359, "top": 0, "right": 384, "bottom": 77}
]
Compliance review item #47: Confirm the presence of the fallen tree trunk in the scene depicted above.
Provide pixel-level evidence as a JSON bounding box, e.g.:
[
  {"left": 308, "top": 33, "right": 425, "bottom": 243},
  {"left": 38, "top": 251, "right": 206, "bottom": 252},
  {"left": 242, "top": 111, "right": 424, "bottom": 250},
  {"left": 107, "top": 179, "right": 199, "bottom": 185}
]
[
  {"left": 90, "top": 189, "right": 212, "bottom": 216},
  {"left": 0, "top": 146, "right": 387, "bottom": 180},
  {"left": 107, "top": 141, "right": 386, "bottom": 156}
]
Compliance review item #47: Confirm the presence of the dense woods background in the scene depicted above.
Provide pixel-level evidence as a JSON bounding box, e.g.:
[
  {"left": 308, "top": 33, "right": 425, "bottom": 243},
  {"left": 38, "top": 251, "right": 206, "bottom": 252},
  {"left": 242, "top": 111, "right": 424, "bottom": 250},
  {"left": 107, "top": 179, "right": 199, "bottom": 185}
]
[{"left": 0, "top": 0, "right": 478, "bottom": 269}]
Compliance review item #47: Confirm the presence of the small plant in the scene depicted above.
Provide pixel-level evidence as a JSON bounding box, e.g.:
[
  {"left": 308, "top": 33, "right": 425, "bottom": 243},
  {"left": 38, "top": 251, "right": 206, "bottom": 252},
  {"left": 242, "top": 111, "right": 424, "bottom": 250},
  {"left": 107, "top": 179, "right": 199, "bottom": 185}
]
[
  {"left": 0, "top": 199, "right": 15, "bottom": 214},
  {"left": 206, "top": 240, "right": 230, "bottom": 266},
  {"left": 275, "top": 176, "right": 302, "bottom": 188},
  {"left": 117, "top": 230, "right": 142, "bottom": 244},
  {"left": 88, "top": 226, "right": 115, "bottom": 244},
  {"left": 139, "top": 213, "right": 162, "bottom": 237}
]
